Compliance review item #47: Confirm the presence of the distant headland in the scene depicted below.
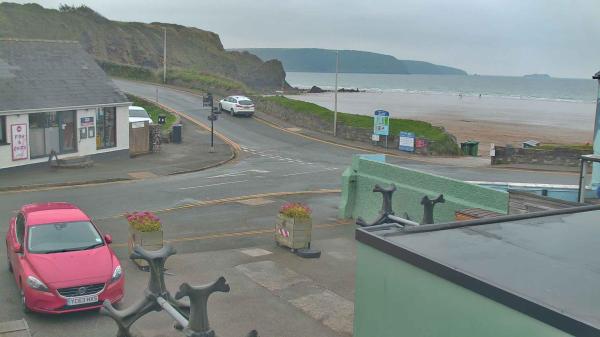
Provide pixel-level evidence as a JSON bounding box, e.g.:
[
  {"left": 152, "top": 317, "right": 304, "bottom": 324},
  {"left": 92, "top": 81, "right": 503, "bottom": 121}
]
[{"left": 235, "top": 48, "right": 467, "bottom": 76}]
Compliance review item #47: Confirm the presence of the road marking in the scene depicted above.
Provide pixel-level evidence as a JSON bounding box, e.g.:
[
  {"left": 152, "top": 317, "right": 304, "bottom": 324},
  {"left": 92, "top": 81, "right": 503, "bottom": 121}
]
[
  {"left": 205, "top": 169, "right": 270, "bottom": 179},
  {"left": 95, "top": 189, "right": 341, "bottom": 220},
  {"left": 281, "top": 168, "right": 340, "bottom": 177},
  {"left": 178, "top": 180, "right": 249, "bottom": 190}
]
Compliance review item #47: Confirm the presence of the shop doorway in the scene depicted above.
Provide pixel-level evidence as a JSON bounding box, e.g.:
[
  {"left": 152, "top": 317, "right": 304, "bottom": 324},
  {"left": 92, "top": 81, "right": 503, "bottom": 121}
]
[{"left": 29, "top": 111, "right": 76, "bottom": 158}]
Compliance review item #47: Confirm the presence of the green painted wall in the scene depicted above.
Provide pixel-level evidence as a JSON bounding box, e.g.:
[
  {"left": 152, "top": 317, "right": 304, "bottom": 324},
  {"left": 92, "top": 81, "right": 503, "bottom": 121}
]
[
  {"left": 339, "top": 156, "right": 509, "bottom": 223},
  {"left": 355, "top": 243, "right": 570, "bottom": 337}
]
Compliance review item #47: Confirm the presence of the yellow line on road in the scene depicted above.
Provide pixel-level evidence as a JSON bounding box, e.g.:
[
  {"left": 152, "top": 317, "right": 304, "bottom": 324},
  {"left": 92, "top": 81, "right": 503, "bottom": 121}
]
[
  {"left": 111, "top": 220, "right": 352, "bottom": 247},
  {"left": 96, "top": 189, "right": 341, "bottom": 220}
]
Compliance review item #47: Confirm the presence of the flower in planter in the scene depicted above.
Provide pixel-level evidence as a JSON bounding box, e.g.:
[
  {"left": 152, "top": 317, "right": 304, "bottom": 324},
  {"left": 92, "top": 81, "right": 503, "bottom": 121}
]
[
  {"left": 279, "top": 202, "right": 312, "bottom": 219},
  {"left": 125, "top": 211, "right": 162, "bottom": 232}
]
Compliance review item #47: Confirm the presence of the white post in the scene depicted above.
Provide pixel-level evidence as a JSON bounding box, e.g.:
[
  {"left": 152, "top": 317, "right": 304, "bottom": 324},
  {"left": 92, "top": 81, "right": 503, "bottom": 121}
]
[
  {"left": 592, "top": 71, "right": 600, "bottom": 188},
  {"left": 333, "top": 50, "right": 339, "bottom": 136},
  {"left": 163, "top": 27, "right": 167, "bottom": 84}
]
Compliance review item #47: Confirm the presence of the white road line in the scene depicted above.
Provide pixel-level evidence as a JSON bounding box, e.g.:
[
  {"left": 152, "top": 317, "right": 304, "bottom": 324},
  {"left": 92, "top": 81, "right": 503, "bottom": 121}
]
[
  {"left": 281, "top": 168, "right": 340, "bottom": 177},
  {"left": 178, "top": 180, "right": 249, "bottom": 190}
]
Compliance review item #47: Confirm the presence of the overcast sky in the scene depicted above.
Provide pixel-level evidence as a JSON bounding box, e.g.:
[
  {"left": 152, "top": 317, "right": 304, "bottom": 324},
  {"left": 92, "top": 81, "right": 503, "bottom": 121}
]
[{"left": 13, "top": 0, "right": 600, "bottom": 78}]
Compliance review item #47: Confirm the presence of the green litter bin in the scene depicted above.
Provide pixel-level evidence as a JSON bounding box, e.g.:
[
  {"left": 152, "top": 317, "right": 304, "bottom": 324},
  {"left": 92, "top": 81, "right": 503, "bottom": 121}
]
[{"left": 460, "top": 141, "right": 479, "bottom": 156}]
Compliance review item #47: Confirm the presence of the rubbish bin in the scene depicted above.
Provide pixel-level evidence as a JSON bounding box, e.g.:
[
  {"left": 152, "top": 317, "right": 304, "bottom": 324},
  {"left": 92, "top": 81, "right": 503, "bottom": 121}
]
[
  {"left": 171, "top": 124, "right": 182, "bottom": 143},
  {"left": 469, "top": 141, "right": 479, "bottom": 156},
  {"left": 460, "top": 141, "right": 479, "bottom": 156}
]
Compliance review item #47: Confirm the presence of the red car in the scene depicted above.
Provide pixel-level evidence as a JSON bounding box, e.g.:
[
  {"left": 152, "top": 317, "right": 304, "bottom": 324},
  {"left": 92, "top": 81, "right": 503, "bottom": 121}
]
[{"left": 5, "top": 202, "right": 124, "bottom": 313}]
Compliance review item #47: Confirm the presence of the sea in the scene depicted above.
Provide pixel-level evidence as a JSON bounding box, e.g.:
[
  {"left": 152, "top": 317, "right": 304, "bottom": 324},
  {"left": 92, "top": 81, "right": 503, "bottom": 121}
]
[{"left": 285, "top": 72, "right": 598, "bottom": 103}]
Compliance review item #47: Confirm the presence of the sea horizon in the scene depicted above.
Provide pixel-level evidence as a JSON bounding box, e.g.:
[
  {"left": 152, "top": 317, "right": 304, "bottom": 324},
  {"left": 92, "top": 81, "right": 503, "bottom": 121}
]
[{"left": 285, "top": 72, "right": 597, "bottom": 103}]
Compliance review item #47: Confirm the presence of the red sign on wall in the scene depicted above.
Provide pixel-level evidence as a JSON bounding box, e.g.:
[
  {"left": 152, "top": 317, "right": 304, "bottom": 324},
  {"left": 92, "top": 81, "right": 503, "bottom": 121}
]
[{"left": 11, "top": 124, "right": 28, "bottom": 161}]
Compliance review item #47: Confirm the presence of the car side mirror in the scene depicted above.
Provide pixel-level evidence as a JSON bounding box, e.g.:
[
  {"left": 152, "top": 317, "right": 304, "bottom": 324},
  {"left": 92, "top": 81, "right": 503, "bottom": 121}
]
[
  {"left": 104, "top": 234, "right": 113, "bottom": 244},
  {"left": 13, "top": 242, "right": 22, "bottom": 254}
]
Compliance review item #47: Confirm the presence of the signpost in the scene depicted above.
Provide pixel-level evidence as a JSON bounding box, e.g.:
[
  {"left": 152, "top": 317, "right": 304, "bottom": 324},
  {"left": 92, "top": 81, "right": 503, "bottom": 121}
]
[
  {"left": 373, "top": 110, "right": 390, "bottom": 148},
  {"left": 399, "top": 131, "right": 415, "bottom": 152}
]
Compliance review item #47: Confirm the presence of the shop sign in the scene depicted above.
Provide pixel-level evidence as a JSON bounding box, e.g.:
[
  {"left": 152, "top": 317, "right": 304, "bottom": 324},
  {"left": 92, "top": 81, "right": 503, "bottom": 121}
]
[
  {"left": 11, "top": 124, "right": 28, "bottom": 161},
  {"left": 81, "top": 116, "right": 94, "bottom": 127}
]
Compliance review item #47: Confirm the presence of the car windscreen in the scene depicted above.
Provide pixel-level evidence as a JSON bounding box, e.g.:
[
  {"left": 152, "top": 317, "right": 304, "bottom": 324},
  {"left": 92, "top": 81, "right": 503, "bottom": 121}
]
[
  {"left": 129, "top": 109, "right": 150, "bottom": 118},
  {"left": 238, "top": 100, "right": 253, "bottom": 106},
  {"left": 28, "top": 221, "right": 104, "bottom": 254}
]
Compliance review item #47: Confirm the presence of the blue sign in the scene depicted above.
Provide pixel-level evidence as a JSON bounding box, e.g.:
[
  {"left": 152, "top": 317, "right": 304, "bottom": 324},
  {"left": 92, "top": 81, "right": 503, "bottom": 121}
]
[
  {"left": 399, "top": 131, "right": 415, "bottom": 152},
  {"left": 373, "top": 110, "right": 389, "bottom": 136}
]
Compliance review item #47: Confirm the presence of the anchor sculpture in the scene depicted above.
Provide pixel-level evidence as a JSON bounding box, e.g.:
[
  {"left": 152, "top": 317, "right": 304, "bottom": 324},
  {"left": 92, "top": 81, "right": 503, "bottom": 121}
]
[
  {"left": 420, "top": 194, "right": 445, "bottom": 225},
  {"left": 356, "top": 184, "right": 397, "bottom": 227},
  {"left": 356, "top": 183, "right": 444, "bottom": 227},
  {"left": 101, "top": 244, "right": 257, "bottom": 337}
]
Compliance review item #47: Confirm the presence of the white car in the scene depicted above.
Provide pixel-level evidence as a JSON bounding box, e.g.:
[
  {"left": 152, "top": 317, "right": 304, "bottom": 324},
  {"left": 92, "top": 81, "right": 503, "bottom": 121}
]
[
  {"left": 128, "top": 106, "right": 153, "bottom": 124},
  {"left": 218, "top": 96, "right": 254, "bottom": 117}
]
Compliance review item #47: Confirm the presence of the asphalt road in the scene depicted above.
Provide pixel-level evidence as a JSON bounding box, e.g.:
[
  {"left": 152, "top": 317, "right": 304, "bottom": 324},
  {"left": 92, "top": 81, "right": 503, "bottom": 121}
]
[
  {"left": 0, "top": 79, "right": 582, "bottom": 336},
  {"left": 0, "top": 79, "right": 580, "bottom": 232}
]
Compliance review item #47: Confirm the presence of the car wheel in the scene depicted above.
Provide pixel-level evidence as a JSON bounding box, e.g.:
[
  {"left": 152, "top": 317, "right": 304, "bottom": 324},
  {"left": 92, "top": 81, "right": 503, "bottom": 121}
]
[
  {"left": 230, "top": 108, "right": 235, "bottom": 116},
  {"left": 218, "top": 103, "right": 223, "bottom": 112},
  {"left": 21, "top": 289, "right": 31, "bottom": 314}
]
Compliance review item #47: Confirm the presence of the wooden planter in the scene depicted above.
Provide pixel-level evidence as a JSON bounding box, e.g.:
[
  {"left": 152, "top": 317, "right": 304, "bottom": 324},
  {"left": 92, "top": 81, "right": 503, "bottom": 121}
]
[
  {"left": 275, "top": 214, "right": 312, "bottom": 251},
  {"left": 128, "top": 225, "right": 163, "bottom": 267}
]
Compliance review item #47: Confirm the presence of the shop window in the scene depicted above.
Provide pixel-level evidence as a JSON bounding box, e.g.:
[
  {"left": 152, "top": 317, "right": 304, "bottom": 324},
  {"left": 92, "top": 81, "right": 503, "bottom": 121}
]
[
  {"left": 0, "top": 116, "right": 6, "bottom": 144},
  {"left": 97, "top": 107, "right": 117, "bottom": 149},
  {"left": 29, "top": 111, "right": 76, "bottom": 158}
]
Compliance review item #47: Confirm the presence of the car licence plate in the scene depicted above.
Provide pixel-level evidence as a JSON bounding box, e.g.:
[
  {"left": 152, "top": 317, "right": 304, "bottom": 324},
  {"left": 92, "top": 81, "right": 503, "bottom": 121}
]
[{"left": 66, "top": 294, "right": 98, "bottom": 306}]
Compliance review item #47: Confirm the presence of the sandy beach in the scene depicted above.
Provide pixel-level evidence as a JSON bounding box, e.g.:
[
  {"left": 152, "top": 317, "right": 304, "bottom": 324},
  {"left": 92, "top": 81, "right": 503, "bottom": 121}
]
[{"left": 288, "top": 91, "right": 596, "bottom": 156}]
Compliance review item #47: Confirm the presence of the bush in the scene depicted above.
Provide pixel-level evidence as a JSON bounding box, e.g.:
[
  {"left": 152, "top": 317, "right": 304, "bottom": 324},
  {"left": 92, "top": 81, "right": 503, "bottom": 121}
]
[
  {"left": 126, "top": 211, "right": 162, "bottom": 232},
  {"left": 279, "top": 202, "right": 312, "bottom": 219}
]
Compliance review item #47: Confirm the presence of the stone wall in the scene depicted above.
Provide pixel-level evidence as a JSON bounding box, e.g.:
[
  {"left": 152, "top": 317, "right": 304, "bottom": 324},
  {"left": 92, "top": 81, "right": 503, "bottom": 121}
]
[
  {"left": 256, "top": 99, "right": 457, "bottom": 155},
  {"left": 492, "top": 146, "right": 591, "bottom": 167}
]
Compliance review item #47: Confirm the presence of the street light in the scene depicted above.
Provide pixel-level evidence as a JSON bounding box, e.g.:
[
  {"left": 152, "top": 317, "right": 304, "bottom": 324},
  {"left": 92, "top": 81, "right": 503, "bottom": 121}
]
[
  {"left": 163, "top": 27, "right": 167, "bottom": 84},
  {"left": 333, "top": 50, "right": 339, "bottom": 136}
]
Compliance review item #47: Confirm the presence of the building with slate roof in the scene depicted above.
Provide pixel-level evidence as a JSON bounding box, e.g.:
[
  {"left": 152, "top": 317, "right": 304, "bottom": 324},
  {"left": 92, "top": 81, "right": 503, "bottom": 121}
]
[{"left": 0, "top": 39, "right": 130, "bottom": 169}]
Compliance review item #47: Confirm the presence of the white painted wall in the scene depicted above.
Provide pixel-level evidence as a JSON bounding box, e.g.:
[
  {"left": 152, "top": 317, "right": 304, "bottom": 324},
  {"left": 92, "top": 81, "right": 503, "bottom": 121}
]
[{"left": 0, "top": 105, "right": 130, "bottom": 170}]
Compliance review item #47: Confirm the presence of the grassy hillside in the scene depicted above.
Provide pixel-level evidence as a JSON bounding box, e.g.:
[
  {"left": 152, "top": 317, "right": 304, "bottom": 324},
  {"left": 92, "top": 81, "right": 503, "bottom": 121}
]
[
  {"left": 241, "top": 48, "right": 467, "bottom": 75},
  {"left": 0, "top": 3, "right": 286, "bottom": 91},
  {"left": 259, "top": 96, "right": 460, "bottom": 155}
]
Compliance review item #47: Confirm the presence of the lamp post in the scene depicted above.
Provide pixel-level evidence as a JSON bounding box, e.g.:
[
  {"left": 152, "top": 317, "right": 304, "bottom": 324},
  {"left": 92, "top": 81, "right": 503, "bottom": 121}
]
[
  {"left": 163, "top": 27, "right": 167, "bottom": 84},
  {"left": 333, "top": 50, "right": 339, "bottom": 137},
  {"left": 592, "top": 71, "right": 600, "bottom": 188}
]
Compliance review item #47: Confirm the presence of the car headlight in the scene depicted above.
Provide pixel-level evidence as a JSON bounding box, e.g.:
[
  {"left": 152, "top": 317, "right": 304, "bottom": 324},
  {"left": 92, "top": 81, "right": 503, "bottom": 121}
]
[
  {"left": 26, "top": 275, "right": 49, "bottom": 292},
  {"left": 111, "top": 265, "right": 122, "bottom": 283}
]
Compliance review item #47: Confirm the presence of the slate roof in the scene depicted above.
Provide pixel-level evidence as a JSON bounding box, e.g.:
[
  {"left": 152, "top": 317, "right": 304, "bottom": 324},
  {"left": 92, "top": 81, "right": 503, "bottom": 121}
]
[{"left": 0, "top": 39, "right": 129, "bottom": 113}]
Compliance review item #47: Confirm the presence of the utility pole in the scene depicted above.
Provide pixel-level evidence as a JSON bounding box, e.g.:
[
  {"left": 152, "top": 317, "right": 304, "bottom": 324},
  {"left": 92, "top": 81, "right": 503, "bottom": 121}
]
[
  {"left": 163, "top": 27, "right": 167, "bottom": 84},
  {"left": 333, "top": 50, "right": 339, "bottom": 137}
]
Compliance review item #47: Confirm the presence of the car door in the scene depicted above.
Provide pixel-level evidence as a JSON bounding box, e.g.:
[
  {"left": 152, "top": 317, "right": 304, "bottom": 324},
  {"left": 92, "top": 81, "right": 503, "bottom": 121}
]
[
  {"left": 221, "top": 97, "right": 230, "bottom": 110},
  {"left": 8, "top": 213, "right": 25, "bottom": 282}
]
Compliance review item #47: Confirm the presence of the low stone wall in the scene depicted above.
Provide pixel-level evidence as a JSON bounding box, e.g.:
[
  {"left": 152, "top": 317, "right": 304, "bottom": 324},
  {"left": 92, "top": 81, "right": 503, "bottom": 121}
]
[
  {"left": 256, "top": 99, "right": 457, "bottom": 155},
  {"left": 492, "top": 146, "right": 591, "bottom": 167}
]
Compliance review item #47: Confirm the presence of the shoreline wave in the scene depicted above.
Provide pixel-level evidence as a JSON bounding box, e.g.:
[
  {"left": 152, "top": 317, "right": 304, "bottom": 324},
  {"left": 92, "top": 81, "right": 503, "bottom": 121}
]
[{"left": 290, "top": 84, "right": 594, "bottom": 104}]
